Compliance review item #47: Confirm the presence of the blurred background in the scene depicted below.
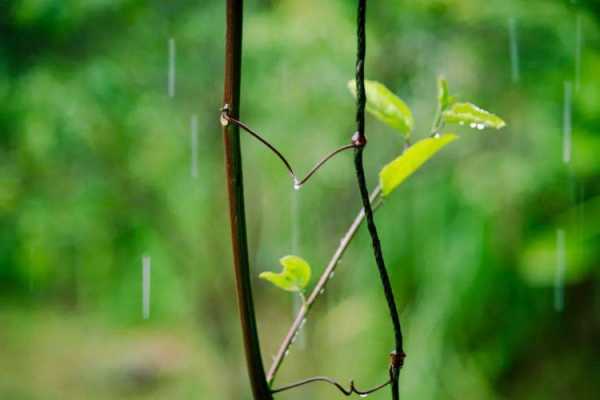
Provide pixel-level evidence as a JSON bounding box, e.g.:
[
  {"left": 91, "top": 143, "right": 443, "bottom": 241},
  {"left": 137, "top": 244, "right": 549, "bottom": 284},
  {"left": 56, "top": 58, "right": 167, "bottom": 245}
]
[{"left": 1, "top": 0, "right": 599, "bottom": 399}]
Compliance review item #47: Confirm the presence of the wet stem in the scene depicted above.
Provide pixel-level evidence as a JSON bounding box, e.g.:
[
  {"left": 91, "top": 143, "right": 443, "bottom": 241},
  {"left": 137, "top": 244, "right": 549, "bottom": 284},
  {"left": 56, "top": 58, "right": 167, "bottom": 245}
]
[{"left": 267, "top": 186, "right": 383, "bottom": 384}]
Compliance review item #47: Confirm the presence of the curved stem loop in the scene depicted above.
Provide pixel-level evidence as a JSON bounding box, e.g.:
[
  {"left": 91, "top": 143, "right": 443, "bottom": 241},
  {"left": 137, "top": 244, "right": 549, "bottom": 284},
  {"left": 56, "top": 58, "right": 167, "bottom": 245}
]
[{"left": 221, "top": 110, "right": 356, "bottom": 188}]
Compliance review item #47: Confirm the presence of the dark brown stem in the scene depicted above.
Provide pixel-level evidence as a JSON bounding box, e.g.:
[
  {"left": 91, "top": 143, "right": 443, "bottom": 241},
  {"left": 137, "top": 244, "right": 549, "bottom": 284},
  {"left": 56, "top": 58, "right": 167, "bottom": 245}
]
[
  {"left": 222, "top": 1, "right": 272, "bottom": 399},
  {"left": 353, "top": 1, "right": 404, "bottom": 399}
]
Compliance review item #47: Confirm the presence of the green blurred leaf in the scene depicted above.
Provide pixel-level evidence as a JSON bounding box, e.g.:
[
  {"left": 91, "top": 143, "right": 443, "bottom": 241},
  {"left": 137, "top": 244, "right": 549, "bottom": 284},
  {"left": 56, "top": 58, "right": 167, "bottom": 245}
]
[
  {"left": 520, "top": 231, "right": 591, "bottom": 286},
  {"left": 348, "top": 79, "right": 414, "bottom": 137},
  {"left": 379, "top": 134, "right": 459, "bottom": 196},
  {"left": 259, "top": 255, "right": 311, "bottom": 292},
  {"left": 519, "top": 196, "right": 600, "bottom": 286},
  {"left": 443, "top": 102, "right": 506, "bottom": 130}
]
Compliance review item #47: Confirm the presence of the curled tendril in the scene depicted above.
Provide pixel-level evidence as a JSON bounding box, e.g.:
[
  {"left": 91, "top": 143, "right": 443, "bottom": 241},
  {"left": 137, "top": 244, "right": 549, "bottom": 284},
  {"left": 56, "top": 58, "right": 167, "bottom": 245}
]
[{"left": 220, "top": 106, "right": 356, "bottom": 189}]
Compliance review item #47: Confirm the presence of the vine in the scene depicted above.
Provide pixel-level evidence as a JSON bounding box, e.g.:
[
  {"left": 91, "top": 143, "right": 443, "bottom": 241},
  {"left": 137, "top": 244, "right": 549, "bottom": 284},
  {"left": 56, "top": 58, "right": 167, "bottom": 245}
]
[
  {"left": 220, "top": 1, "right": 506, "bottom": 398},
  {"left": 350, "top": 3, "right": 404, "bottom": 398}
]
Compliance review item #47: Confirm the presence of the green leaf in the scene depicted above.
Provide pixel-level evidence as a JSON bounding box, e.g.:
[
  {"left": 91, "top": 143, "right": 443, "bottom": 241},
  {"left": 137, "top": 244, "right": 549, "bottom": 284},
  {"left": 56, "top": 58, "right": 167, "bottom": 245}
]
[
  {"left": 442, "top": 102, "right": 506, "bottom": 130},
  {"left": 348, "top": 79, "right": 414, "bottom": 137},
  {"left": 379, "top": 133, "right": 459, "bottom": 196},
  {"left": 259, "top": 255, "right": 311, "bottom": 293}
]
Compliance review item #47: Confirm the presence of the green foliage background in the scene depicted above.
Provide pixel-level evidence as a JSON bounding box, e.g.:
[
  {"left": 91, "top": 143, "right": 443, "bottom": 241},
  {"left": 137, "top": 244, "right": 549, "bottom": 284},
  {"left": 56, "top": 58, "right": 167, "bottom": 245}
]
[{"left": 1, "top": 0, "right": 599, "bottom": 399}]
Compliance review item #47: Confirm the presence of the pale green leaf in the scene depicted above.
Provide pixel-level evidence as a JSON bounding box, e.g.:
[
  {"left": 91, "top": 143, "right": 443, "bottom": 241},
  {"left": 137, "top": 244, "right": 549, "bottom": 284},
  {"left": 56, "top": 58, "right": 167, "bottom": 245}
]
[
  {"left": 259, "top": 255, "right": 311, "bottom": 292},
  {"left": 442, "top": 102, "right": 506, "bottom": 130},
  {"left": 379, "top": 134, "right": 459, "bottom": 196},
  {"left": 348, "top": 79, "right": 414, "bottom": 137}
]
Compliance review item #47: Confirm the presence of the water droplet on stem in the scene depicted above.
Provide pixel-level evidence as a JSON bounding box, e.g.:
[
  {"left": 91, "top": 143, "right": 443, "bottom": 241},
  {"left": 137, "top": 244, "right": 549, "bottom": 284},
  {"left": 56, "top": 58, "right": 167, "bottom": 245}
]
[{"left": 293, "top": 178, "right": 302, "bottom": 191}]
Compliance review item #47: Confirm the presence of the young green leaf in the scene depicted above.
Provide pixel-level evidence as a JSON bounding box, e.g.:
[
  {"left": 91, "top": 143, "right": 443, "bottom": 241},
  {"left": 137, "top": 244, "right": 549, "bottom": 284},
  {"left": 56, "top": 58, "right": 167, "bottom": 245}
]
[
  {"left": 348, "top": 79, "right": 414, "bottom": 137},
  {"left": 259, "top": 255, "right": 311, "bottom": 293},
  {"left": 442, "top": 102, "right": 506, "bottom": 130},
  {"left": 379, "top": 133, "right": 459, "bottom": 196}
]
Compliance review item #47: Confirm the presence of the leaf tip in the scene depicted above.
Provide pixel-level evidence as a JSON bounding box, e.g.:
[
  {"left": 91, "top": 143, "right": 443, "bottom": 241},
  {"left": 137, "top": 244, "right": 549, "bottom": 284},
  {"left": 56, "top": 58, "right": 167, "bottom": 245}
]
[
  {"left": 379, "top": 133, "right": 458, "bottom": 197},
  {"left": 258, "top": 271, "right": 272, "bottom": 280}
]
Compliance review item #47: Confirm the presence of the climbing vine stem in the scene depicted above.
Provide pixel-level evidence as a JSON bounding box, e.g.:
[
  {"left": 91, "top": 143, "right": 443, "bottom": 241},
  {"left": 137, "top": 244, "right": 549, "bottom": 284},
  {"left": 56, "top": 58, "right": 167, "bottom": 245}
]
[{"left": 352, "top": 2, "right": 405, "bottom": 400}]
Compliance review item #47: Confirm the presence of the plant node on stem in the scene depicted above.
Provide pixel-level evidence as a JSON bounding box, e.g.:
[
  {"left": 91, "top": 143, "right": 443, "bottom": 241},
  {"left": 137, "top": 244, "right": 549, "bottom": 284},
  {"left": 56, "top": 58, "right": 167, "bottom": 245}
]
[{"left": 352, "top": 130, "right": 367, "bottom": 147}]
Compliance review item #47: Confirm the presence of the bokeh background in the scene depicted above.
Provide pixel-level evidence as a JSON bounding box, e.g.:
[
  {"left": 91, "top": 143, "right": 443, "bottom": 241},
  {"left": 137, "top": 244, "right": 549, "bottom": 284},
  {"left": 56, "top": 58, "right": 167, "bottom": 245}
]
[{"left": 1, "top": 0, "right": 599, "bottom": 399}]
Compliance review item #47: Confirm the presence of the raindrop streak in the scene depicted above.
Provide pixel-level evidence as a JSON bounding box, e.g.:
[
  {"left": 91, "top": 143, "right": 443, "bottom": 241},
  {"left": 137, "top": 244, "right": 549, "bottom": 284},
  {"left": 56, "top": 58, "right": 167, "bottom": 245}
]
[
  {"left": 554, "top": 229, "right": 566, "bottom": 312},
  {"left": 291, "top": 189, "right": 300, "bottom": 255},
  {"left": 288, "top": 53, "right": 304, "bottom": 349},
  {"left": 575, "top": 13, "right": 583, "bottom": 92},
  {"left": 190, "top": 115, "right": 199, "bottom": 179},
  {"left": 142, "top": 255, "right": 151, "bottom": 320},
  {"left": 291, "top": 188, "right": 306, "bottom": 348},
  {"left": 168, "top": 38, "right": 176, "bottom": 97},
  {"left": 508, "top": 17, "right": 520, "bottom": 83},
  {"left": 563, "top": 81, "right": 572, "bottom": 164}
]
